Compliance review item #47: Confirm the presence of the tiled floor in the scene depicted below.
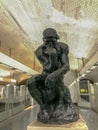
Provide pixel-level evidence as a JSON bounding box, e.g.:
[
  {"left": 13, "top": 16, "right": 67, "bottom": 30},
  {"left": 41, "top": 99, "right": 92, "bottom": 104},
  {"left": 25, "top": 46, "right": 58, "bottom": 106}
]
[
  {"left": 0, "top": 106, "right": 98, "bottom": 130},
  {"left": 0, "top": 105, "right": 39, "bottom": 130},
  {"left": 80, "top": 108, "right": 98, "bottom": 130}
]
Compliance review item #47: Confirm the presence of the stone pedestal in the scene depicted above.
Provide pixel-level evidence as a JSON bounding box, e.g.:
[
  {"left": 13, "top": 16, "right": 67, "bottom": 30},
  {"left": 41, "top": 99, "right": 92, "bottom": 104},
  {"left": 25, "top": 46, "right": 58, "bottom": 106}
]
[{"left": 27, "top": 115, "right": 88, "bottom": 130}]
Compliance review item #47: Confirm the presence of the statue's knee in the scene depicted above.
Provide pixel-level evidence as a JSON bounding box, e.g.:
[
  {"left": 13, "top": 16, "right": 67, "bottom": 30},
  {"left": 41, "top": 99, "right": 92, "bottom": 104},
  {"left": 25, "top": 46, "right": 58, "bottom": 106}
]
[
  {"left": 27, "top": 75, "right": 38, "bottom": 88},
  {"left": 27, "top": 74, "right": 43, "bottom": 88},
  {"left": 27, "top": 77, "right": 34, "bottom": 86}
]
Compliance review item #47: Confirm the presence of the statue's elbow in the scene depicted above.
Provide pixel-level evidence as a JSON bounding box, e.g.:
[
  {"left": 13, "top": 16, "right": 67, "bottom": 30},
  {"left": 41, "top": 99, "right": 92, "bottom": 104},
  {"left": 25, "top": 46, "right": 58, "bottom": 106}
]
[
  {"left": 68, "top": 65, "right": 70, "bottom": 70},
  {"left": 64, "top": 64, "right": 70, "bottom": 72},
  {"left": 62, "top": 65, "right": 70, "bottom": 74},
  {"left": 66, "top": 66, "right": 70, "bottom": 72}
]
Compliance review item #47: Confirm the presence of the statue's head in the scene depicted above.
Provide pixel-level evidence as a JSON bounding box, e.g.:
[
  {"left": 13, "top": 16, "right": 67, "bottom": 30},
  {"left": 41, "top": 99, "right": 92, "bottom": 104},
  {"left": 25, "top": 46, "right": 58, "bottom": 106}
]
[{"left": 43, "top": 28, "right": 59, "bottom": 42}]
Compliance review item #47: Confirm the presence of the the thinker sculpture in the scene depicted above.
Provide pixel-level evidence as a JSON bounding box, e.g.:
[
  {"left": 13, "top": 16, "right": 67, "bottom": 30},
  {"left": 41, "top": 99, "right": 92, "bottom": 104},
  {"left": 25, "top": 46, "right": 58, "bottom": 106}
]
[{"left": 27, "top": 28, "right": 79, "bottom": 124}]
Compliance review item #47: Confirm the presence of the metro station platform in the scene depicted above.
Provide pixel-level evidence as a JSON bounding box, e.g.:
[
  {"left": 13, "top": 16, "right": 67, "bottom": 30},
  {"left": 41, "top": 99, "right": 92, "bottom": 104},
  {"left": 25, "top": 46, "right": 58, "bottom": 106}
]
[{"left": 0, "top": 105, "right": 98, "bottom": 130}]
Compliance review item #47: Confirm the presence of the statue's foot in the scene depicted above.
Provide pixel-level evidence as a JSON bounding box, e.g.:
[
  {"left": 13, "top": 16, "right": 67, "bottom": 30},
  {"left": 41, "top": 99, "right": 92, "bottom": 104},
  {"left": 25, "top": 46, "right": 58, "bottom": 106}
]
[
  {"left": 52, "top": 104, "right": 65, "bottom": 118},
  {"left": 52, "top": 104, "right": 79, "bottom": 122},
  {"left": 38, "top": 109, "right": 49, "bottom": 122},
  {"left": 37, "top": 104, "right": 79, "bottom": 124},
  {"left": 65, "top": 104, "right": 79, "bottom": 121}
]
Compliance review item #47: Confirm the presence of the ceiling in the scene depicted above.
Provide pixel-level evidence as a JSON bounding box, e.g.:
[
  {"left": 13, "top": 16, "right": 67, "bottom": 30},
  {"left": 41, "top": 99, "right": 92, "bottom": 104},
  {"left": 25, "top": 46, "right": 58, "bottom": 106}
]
[{"left": 0, "top": 0, "right": 98, "bottom": 82}]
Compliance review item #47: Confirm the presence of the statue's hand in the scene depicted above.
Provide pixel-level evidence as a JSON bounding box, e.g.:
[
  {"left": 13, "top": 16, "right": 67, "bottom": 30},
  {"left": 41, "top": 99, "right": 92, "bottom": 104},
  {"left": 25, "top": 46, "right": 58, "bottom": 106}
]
[
  {"left": 38, "top": 109, "right": 49, "bottom": 121},
  {"left": 53, "top": 104, "right": 64, "bottom": 118},
  {"left": 45, "top": 73, "right": 56, "bottom": 88}
]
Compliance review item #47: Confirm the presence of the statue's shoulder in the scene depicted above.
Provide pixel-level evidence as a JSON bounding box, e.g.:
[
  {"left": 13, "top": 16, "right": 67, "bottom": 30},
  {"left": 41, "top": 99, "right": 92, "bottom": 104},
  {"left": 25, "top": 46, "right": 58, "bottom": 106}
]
[
  {"left": 36, "top": 44, "right": 44, "bottom": 52},
  {"left": 37, "top": 44, "right": 44, "bottom": 50},
  {"left": 58, "top": 42, "right": 69, "bottom": 50},
  {"left": 35, "top": 44, "right": 45, "bottom": 57}
]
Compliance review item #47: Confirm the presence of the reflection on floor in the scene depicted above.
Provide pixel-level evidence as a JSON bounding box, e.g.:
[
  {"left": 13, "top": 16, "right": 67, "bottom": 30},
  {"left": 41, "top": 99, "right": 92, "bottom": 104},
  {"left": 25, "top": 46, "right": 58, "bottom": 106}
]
[
  {"left": 0, "top": 105, "right": 39, "bottom": 130},
  {"left": 80, "top": 108, "right": 98, "bottom": 130},
  {"left": 0, "top": 106, "right": 98, "bottom": 130}
]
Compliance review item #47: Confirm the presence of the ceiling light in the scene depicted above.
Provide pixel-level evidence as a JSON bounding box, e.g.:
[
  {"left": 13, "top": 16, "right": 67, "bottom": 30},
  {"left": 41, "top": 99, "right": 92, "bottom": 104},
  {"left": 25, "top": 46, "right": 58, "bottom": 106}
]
[
  {"left": 11, "top": 79, "right": 16, "bottom": 83},
  {"left": 50, "top": 8, "right": 96, "bottom": 29},
  {"left": 0, "top": 63, "right": 10, "bottom": 68},
  {"left": 90, "top": 65, "right": 97, "bottom": 70},
  {"left": 95, "top": 62, "right": 98, "bottom": 66},
  {"left": 81, "top": 73, "right": 86, "bottom": 77},
  {"left": 86, "top": 70, "right": 91, "bottom": 73},
  {"left": 0, "top": 52, "right": 38, "bottom": 75},
  {"left": 0, "top": 77, "right": 3, "bottom": 81},
  {"left": 95, "top": 83, "right": 98, "bottom": 85},
  {"left": 0, "top": 77, "right": 16, "bottom": 83},
  {"left": 0, "top": 69, "right": 10, "bottom": 77},
  {"left": 77, "top": 20, "right": 96, "bottom": 28},
  {"left": 50, "top": 7, "right": 76, "bottom": 24}
]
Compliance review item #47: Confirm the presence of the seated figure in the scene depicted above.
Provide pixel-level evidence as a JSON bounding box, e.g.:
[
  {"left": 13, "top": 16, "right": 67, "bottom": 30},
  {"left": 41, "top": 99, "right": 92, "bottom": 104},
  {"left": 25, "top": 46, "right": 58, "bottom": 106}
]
[{"left": 27, "top": 28, "right": 79, "bottom": 124}]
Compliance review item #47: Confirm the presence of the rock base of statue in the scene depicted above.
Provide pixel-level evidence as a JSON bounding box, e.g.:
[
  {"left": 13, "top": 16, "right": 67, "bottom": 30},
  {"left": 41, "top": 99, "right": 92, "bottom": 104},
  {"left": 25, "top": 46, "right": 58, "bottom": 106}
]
[
  {"left": 27, "top": 115, "right": 88, "bottom": 130},
  {"left": 37, "top": 104, "right": 79, "bottom": 124}
]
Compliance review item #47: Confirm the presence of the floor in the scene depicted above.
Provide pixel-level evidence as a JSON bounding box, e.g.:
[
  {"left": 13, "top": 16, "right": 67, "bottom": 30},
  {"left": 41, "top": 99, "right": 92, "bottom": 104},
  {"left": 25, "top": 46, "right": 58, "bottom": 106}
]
[
  {"left": 0, "top": 106, "right": 98, "bottom": 130},
  {"left": 80, "top": 108, "right": 98, "bottom": 130},
  {"left": 0, "top": 105, "right": 39, "bottom": 130}
]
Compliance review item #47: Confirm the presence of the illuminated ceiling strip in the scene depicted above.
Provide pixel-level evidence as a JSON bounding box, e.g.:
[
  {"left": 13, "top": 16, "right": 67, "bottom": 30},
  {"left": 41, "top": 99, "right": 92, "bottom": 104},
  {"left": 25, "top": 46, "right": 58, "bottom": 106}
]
[
  {"left": 0, "top": 52, "right": 38, "bottom": 75},
  {"left": 0, "top": 69, "right": 10, "bottom": 76},
  {"left": 0, "top": 77, "right": 16, "bottom": 83},
  {"left": 0, "top": 77, "right": 3, "bottom": 81}
]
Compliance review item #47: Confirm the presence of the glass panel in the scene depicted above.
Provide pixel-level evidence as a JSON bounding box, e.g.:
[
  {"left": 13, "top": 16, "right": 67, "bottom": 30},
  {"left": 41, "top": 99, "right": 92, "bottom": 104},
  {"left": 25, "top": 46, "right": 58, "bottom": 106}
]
[
  {"left": 80, "top": 94, "right": 89, "bottom": 102},
  {"left": 0, "top": 85, "right": 6, "bottom": 112},
  {"left": 79, "top": 80, "right": 89, "bottom": 94},
  {"left": 13, "top": 86, "right": 21, "bottom": 108},
  {"left": 79, "top": 80, "right": 90, "bottom": 102},
  {"left": 25, "top": 87, "right": 31, "bottom": 107}
]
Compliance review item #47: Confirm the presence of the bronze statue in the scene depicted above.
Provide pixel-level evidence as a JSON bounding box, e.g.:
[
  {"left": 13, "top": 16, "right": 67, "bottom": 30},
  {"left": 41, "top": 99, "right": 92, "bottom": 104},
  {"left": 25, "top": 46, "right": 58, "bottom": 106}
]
[{"left": 27, "top": 28, "right": 79, "bottom": 124}]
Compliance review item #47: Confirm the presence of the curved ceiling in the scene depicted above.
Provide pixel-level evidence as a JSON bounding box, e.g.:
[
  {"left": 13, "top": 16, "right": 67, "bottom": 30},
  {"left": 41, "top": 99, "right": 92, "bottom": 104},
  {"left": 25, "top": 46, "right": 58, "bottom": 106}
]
[{"left": 0, "top": 0, "right": 98, "bottom": 74}]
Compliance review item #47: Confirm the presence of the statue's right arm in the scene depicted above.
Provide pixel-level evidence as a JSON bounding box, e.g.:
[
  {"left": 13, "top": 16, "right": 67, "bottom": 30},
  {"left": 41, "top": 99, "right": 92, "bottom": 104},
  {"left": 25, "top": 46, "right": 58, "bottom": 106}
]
[{"left": 35, "top": 45, "right": 46, "bottom": 65}]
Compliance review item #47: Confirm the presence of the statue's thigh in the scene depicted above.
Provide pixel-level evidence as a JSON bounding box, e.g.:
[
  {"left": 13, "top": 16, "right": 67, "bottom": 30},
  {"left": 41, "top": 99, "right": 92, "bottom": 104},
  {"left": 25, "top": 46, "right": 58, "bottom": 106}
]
[{"left": 27, "top": 74, "right": 46, "bottom": 91}]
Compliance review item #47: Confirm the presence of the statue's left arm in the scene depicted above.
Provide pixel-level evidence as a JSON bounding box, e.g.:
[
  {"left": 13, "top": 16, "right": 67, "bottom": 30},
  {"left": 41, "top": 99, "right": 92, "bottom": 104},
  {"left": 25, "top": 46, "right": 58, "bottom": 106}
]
[
  {"left": 58, "top": 43, "right": 70, "bottom": 75},
  {"left": 45, "top": 43, "right": 70, "bottom": 86}
]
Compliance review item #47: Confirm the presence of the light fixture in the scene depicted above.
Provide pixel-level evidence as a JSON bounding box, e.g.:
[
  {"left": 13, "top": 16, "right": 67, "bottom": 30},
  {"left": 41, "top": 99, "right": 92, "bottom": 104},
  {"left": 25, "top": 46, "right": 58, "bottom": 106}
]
[
  {"left": 0, "top": 77, "right": 3, "bottom": 81},
  {"left": 0, "top": 52, "right": 38, "bottom": 75},
  {"left": 95, "top": 62, "right": 98, "bottom": 66},
  {"left": 50, "top": 7, "right": 76, "bottom": 24},
  {"left": 0, "top": 77, "right": 17, "bottom": 83},
  {"left": 86, "top": 70, "right": 91, "bottom": 74},
  {"left": 50, "top": 7, "right": 96, "bottom": 29},
  {"left": 0, "top": 69, "right": 10, "bottom": 77},
  {"left": 0, "top": 63, "right": 10, "bottom": 68},
  {"left": 81, "top": 73, "right": 86, "bottom": 77},
  {"left": 77, "top": 19, "right": 96, "bottom": 28},
  {"left": 90, "top": 65, "right": 97, "bottom": 70},
  {"left": 11, "top": 79, "right": 16, "bottom": 83},
  {"left": 95, "top": 83, "right": 98, "bottom": 85}
]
